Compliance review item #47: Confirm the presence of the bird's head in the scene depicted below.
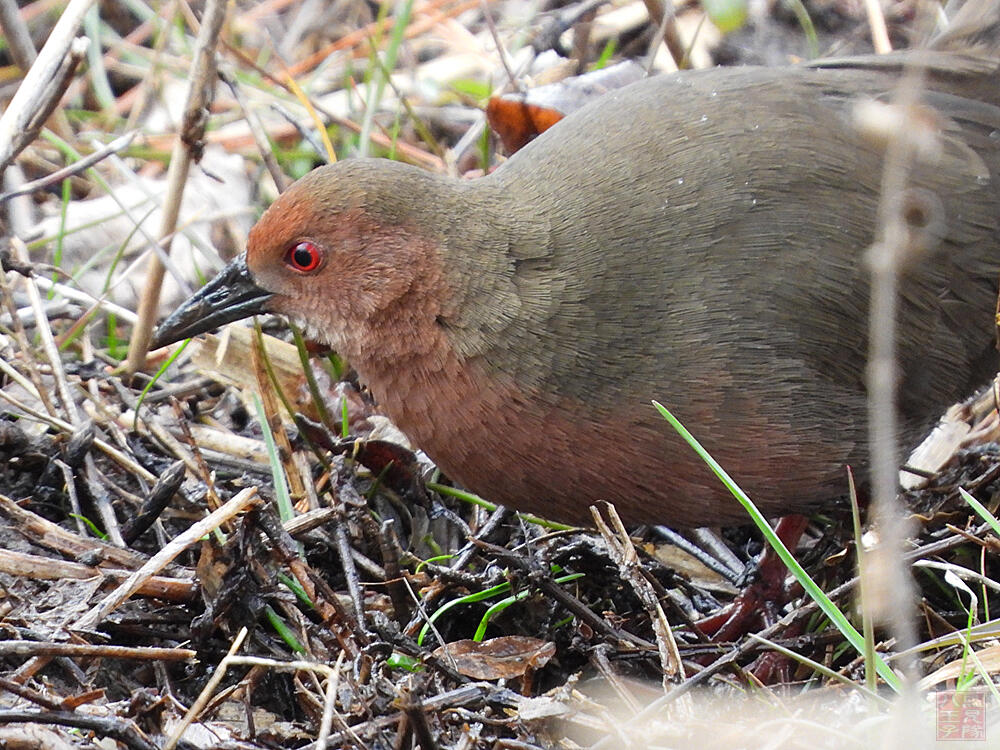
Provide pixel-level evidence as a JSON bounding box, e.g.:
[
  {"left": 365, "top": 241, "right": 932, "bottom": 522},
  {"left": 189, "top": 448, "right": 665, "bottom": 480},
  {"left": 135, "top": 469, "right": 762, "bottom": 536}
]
[{"left": 151, "top": 160, "right": 454, "bottom": 356}]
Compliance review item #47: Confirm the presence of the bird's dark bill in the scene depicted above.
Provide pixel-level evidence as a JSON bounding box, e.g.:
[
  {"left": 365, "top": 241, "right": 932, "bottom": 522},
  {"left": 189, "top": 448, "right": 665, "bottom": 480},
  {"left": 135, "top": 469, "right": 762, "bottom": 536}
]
[{"left": 149, "top": 254, "right": 274, "bottom": 349}]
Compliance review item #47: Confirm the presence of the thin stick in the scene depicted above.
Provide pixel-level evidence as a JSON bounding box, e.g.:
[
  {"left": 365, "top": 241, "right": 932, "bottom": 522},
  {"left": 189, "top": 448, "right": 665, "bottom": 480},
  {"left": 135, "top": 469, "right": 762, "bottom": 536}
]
[
  {"left": 162, "top": 628, "right": 251, "bottom": 750},
  {"left": 863, "top": 0, "right": 892, "bottom": 54},
  {"left": 0, "top": 132, "right": 136, "bottom": 204},
  {"left": 0, "top": 0, "right": 95, "bottom": 170},
  {"left": 125, "top": 0, "right": 228, "bottom": 373},
  {"left": 74, "top": 488, "right": 258, "bottom": 630},
  {"left": 0, "top": 0, "right": 38, "bottom": 72}
]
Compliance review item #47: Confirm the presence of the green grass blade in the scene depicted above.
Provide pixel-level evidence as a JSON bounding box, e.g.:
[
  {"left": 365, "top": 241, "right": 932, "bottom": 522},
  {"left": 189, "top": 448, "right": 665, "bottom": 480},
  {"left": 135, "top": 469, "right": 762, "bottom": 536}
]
[{"left": 652, "top": 400, "right": 901, "bottom": 692}]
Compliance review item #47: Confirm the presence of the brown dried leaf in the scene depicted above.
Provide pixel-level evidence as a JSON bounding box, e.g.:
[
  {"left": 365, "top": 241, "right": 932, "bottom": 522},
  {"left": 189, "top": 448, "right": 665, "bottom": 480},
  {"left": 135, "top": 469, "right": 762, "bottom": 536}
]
[
  {"left": 486, "top": 61, "right": 645, "bottom": 153},
  {"left": 433, "top": 636, "right": 556, "bottom": 680}
]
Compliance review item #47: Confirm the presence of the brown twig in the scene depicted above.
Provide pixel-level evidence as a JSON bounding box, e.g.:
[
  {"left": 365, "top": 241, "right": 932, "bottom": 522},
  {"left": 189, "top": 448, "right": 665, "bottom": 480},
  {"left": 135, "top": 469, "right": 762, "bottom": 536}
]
[
  {"left": 641, "top": 0, "right": 686, "bottom": 70},
  {"left": 0, "top": 548, "right": 195, "bottom": 602},
  {"left": 863, "top": 0, "right": 892, "bottom": 54},
  {"left": 0, "top": 641, "right": 196, "bottom": 661},
  {"left": 0, "top": 0, "right": 38, "bottom": 72},
  {"left": 0, "top": 0, "right": 93, "bottom": 173},
  {"left": 0, "top": 132, "right": 136, "bottom": 204},
  {"left": 220, "top": 69, "right": 290, "bottom": 193},
  {"left": 125, "top": 0, "right": 228, "bottom": 373},
  {"left": 592, "top": 503, "right": 684, "bottom": 686},
  {"left": 864, "top": 54, "right": 930, "bottom": 684},
  {"left": 74, "top": 487, "right": 258, "bottom": 630},
  {"left": 0, "top": 709, "right": 159, "bottom": 750}
]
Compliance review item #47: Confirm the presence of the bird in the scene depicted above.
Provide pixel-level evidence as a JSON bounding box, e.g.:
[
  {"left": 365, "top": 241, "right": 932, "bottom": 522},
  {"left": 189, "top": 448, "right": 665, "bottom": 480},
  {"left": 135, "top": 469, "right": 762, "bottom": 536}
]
[{"left": 151, "top": 14, "right": 1000, "bottom": 527}]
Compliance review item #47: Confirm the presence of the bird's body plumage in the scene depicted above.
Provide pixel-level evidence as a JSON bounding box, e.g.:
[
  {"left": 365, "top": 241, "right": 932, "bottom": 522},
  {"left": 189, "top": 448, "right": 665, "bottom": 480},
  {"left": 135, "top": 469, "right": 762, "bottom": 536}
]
[{"left": 155, "top": 33, "right": 1000, "bottom": 525}]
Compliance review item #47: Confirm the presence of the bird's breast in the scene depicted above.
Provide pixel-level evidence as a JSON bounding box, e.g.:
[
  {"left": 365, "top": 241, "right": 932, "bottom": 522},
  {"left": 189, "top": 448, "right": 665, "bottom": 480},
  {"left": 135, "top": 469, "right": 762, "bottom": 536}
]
[{"left": 359, "top": 352, "right": 860, "bottom": 526}]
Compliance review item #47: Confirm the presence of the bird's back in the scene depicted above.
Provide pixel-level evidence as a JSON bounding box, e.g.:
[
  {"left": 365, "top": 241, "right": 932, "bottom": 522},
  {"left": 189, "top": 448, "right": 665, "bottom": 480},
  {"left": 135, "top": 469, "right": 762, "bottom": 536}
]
[{"left": 444, "top": 53, "right": 1000, "bottom": 523}]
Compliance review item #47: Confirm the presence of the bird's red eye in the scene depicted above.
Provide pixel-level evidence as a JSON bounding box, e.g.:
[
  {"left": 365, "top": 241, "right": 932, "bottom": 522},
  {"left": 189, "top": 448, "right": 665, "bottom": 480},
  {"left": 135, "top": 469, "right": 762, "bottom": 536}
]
[{"left": 285, "top": 241, "right": 322, "bottom": 272}]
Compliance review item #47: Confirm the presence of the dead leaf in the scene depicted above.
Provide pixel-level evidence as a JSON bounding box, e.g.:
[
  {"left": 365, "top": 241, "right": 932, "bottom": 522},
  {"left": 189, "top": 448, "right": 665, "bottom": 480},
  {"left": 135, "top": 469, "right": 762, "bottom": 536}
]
[
  {"left": 486, "top": 61, "right": 645, "bottom": 153},
  {"left": 434, "top": 636, "right": 556, "bottom": 680}
]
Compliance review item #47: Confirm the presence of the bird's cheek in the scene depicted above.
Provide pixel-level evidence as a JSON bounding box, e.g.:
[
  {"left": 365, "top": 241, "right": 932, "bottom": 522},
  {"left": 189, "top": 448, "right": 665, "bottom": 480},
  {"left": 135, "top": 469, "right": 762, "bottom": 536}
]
[
  {"left": 260, "top": 295, "right": 304, "bottom": 327},
  {"left": 267, "top": 294, "right": 310, "bottom": 322},
  {"left": 262, "top": 295, "right": 340, "bottom": 346}
]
